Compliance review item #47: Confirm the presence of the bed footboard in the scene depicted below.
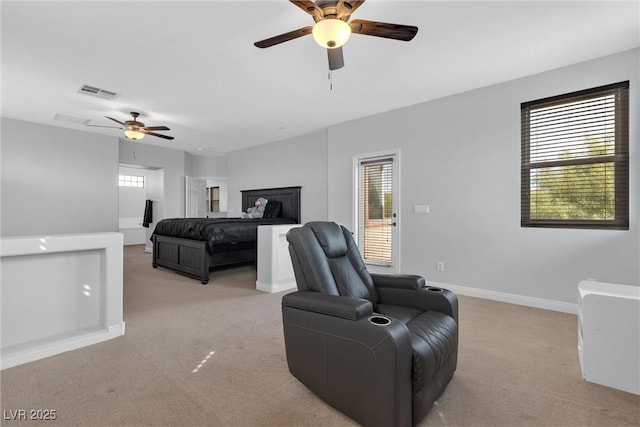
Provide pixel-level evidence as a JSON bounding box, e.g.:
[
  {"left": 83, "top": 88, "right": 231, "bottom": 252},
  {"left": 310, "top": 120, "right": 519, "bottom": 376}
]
[{"left": 152, "top": 235, "right": 211, "bottom": 284}]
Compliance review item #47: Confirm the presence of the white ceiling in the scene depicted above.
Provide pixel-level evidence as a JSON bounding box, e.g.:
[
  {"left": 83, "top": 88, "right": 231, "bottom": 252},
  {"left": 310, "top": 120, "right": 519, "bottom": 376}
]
[{"left": 2, "top": 1, "right": 638, "bottom": 155}]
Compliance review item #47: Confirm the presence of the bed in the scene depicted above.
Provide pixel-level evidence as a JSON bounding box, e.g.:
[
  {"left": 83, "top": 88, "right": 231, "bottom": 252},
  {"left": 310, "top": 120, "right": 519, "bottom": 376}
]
[{"left": 152, "top": 186, "right": 301, "bottom": 284}]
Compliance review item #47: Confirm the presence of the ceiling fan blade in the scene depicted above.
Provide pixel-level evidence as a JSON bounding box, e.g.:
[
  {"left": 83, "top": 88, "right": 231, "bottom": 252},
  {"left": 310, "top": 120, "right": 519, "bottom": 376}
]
[
  {"left": 290, "top": 0, "right": 324, "bottom": 21},
  {"left": 349, "top": 19, "right": 418, "bottom": 41},
  {"left": 254, "top": 26, "right": 313, "bottom": 48},
  {"left": 143, "top": 130, "right": 174, "bottom": 140},
  {"left": 144, "top": 125, "right": 170, "bottom": 131},
  {"left": 86, "top": 124, "right": 123, "bottom": 129},
  {"left": 327, "top": 47, "right": 344, "bottom": 70},
  {"left": 336, "top": 0, "right": 365, "bottom": 19},
  {"left": 105, "top": 116, "right": 126, "bottom": 126}
]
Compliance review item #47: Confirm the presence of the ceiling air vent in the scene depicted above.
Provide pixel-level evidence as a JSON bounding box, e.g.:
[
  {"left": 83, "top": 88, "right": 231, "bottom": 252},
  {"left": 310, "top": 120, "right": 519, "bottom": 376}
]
[
  {"left": 78, "top": 84, "right": 120, "bottom": 100},
  {"left": 53, "top": 113, "right": 90, "bottom": 125}
]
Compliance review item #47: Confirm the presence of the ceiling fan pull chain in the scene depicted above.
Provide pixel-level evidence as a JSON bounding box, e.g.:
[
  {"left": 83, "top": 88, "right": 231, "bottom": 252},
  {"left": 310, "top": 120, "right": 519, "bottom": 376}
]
[{"left": 328, "top": 70, "right": 333, "bottom": 91}]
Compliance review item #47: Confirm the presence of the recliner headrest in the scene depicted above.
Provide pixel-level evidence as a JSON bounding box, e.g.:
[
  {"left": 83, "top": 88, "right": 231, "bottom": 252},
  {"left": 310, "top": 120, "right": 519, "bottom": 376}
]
[{"left": 307, "top": 222, "right": 348, "bottom": 258}]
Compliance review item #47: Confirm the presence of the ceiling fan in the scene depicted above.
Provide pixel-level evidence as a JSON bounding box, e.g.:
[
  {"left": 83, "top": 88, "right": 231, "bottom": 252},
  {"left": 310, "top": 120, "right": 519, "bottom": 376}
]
[
  {"left": 254, "top": 0, "right": 418, "bottom": 70},
  {"left": 87, "top": 111, "right": 174, "bottom": 141}
]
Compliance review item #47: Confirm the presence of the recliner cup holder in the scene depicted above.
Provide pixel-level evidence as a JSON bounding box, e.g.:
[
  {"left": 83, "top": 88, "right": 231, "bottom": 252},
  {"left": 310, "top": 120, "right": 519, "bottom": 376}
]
[
  {"left": 426, "top": 287, "right": 443, "bottom": 292},
  {"left": 368, "top": 315, "right": 391, "bottom": 326}
]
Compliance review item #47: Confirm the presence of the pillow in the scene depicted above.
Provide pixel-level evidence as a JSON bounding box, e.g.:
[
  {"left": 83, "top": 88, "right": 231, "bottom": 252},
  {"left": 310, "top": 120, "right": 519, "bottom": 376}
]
[{"left": 263, "top": 200, "right": 282, "bottom": 218}]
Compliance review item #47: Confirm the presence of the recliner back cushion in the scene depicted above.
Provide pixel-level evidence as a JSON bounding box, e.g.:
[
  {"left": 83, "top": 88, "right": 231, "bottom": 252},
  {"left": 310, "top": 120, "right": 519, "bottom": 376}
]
[
  {"left": 287, "top": 226, "right": 341, "bottom": 295},
  {"left": 341, "top": 226, "right": 378, "bottom": 303},
  {"left": 304, "top": 222, "right": 378, "bottom": 303},
  {"left": 308, "top": 222, "right": 348, "bottom": 258},
  {"left": 327, "top": 257, "right": 371, "bottom": 300}
]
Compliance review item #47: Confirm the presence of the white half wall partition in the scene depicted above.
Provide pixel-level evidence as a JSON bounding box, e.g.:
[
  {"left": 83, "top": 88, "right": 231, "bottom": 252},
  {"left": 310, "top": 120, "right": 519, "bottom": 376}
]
[
  {"left": 0, "top": 232, "right": 125, "bottom": 369},
  {"left": 256, "top": 224, "right": 300, "bottom": 293}
]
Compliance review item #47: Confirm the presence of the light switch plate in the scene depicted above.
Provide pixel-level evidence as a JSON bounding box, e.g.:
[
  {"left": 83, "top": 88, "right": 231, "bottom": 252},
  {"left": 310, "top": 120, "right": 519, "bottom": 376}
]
[{"left": 414, "top": 205, "right": 430, "bottom": 214}]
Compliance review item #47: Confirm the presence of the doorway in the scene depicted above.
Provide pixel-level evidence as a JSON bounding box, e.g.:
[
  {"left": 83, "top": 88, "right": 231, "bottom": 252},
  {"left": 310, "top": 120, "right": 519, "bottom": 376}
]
[
  {"left": 354, "top": 150, "right": 400, "bottom": 274},
  {"left": 185, "top": 177, "right": 228, "bottom": 218}
]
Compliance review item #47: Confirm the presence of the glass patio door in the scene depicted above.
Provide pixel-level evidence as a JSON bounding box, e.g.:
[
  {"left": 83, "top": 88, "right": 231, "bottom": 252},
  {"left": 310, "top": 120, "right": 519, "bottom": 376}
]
[{"left": 356, "top": 152, "right": 399, "bottom": 272}]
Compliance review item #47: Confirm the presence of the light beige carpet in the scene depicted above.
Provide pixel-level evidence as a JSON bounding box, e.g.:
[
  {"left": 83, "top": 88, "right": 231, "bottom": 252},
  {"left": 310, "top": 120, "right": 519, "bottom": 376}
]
[{"left": 1, "top": 245, "right": 638, "bottom": 426}]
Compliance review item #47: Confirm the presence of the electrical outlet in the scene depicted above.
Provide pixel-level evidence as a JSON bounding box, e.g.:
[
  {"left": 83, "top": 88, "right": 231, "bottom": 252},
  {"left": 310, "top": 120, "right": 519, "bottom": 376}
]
[{"left": 437, "top": 261, "right": 444, "bottom": 271}]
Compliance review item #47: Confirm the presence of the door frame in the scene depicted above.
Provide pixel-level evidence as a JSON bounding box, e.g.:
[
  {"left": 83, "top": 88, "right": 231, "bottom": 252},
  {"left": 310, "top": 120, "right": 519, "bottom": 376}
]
[{"left": 352, "top": 148, "right": 401, "bottom": 274}]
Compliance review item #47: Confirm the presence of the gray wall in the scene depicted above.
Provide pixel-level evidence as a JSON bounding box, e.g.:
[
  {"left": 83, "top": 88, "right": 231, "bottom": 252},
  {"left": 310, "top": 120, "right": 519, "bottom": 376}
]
[
  {"left": 226, "top": 129, "right": 328, "bottom": 223},
  {"left": 221, "top": 49, "right": 638, "bottom": 304},
  {"left": 189, "top": 154, "right": 228, "bottom": 178},
  {"left": 1, "top": 118, "right": 119, "bottom": 236},
  {"left": 327, "top": 48, "right": 639, "bottom": 304},
  {"left": 2, "top": 49, "right": 636, "bottom": 307},
  {"left": 1, "top": 118, "right": 191, "bottom": 242}
]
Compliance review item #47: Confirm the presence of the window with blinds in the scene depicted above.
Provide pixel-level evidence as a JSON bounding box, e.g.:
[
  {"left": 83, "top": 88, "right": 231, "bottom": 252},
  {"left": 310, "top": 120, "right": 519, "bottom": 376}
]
[
  {"left": 521, "top": 81, "right": 629, "bottom": 229},
  {"left": 358, "top": 157, "right": 394, "bottom": 263}
]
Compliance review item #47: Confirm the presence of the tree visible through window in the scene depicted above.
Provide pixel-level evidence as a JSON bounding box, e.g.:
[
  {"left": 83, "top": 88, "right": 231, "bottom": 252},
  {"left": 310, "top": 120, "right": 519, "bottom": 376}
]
[{"left": 521, "top": 81, "right": 629, "bottom": 229}]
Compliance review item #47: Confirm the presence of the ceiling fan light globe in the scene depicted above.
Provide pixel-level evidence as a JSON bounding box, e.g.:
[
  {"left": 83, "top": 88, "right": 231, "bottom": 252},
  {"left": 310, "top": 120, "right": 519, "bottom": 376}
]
[
  {"left": 124, "top": 129, "right": 145, "bottom": 141},
  {"left": 312, "top": 18, "right": 351, "bottom": 49}
]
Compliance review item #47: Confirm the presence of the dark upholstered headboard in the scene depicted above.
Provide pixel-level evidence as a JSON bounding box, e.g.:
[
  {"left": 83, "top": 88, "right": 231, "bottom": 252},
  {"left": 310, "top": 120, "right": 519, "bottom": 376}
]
[{"left": 241, "top": 186, "right": 301, "bottom": 224}]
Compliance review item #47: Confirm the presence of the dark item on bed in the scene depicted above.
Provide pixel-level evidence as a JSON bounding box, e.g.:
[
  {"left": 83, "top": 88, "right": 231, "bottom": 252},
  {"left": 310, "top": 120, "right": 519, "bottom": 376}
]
[
  {"left": 151, "top": 186, "right": 301, "bottom": 284},
  {"left": 263, "top": 200, "right": 282, "bottom": 218}
]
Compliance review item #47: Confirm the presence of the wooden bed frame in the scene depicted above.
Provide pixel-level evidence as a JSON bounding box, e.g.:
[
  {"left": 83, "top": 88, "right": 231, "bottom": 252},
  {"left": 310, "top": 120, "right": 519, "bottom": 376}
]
[{"left": 152, "top": 186, "right": 301, "bottom": 284}]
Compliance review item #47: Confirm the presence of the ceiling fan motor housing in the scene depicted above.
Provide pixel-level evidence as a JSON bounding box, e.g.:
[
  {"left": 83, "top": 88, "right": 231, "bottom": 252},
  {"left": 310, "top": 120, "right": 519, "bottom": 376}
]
[
  {"left": 315, "top": 0, "right": 348, "bottom": 19},
  {"left": 125, "top": 112, "right": 143, "bottom": 129},
  {"left": 124, "top": 120, "right": 144, "bottom": 130}
]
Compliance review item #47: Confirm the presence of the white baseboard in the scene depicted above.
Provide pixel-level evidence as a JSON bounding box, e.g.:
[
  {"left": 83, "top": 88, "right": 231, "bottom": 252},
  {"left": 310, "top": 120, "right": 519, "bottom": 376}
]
[
  {"left": 256, "top": 280, "right": 297, "bottom": 294},
  {"left": 1, "top": 322, "right": 126, "bottom": 370},
  {"left": 428, "top": 281, "right": 577, "bottom": 314}
]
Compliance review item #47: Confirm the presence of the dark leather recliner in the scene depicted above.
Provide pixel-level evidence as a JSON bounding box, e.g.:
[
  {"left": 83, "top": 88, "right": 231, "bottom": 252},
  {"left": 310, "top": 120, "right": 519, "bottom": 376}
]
[{"left": 283, "top": 222, "right": 458, "bottom": 427}]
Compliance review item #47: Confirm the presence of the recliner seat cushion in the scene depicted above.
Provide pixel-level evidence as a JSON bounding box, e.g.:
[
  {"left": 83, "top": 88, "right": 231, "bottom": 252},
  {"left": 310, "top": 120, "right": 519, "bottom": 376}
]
[
  {"left": 377, "top": 304, "right": 458, "bottom": 394},
  {"left": 406, "top": 311, "right": 458, "bottom": 394}
]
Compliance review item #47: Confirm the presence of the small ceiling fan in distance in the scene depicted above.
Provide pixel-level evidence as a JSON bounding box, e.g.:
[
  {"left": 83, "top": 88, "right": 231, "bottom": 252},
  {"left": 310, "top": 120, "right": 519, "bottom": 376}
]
[
  {"left": 254, "top": 0, "right": 418, "bottom": 70},
  {"left": 87, "top": 111, "right": 174, "bottom": 141}
]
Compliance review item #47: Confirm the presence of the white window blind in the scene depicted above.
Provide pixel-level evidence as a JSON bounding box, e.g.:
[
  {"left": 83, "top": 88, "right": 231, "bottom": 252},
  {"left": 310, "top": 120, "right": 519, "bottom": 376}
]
[
  {"left": 521, "top": 81, "right": 629, "bottom": 229},
  {"left": 358, "top": 157, "right": 393, "bottom": 263}
]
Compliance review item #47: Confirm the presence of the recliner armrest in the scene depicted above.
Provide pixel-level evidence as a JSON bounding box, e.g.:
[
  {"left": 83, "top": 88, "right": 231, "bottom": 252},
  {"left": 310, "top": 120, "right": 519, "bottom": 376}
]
[
  {"left": 282, "top": 291, "right": 373, "bottom": 321},
  {"left": 377, "top": 286, "right": 459, "bottom": 321},
  {"left": 371, "top": 273, "right": 426, "bottom": 290}
]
